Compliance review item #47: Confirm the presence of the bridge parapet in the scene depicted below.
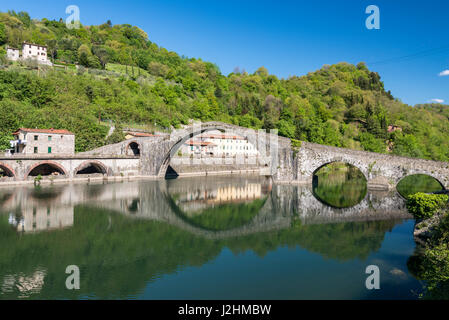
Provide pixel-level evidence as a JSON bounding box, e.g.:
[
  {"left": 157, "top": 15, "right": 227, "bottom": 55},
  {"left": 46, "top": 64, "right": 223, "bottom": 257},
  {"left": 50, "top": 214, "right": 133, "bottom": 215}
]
[{"left": 295, "top": 142, "right": 449, "bottom": 189}]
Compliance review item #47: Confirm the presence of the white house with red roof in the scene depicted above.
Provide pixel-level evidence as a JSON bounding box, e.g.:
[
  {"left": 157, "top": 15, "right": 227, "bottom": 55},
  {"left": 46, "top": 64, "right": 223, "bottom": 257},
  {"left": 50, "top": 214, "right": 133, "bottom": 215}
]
[
  {"left": 10, "top": 128, "right": 75, "bottom": 155},
  {"left": 199, "top": 130, "right": 259, "bottom": 156},
  {"left": 178, "top": 130, "right": 259, "bottom": 157},
  {"left": 180, "top": 139, "right": 217, "bottom": 156}
]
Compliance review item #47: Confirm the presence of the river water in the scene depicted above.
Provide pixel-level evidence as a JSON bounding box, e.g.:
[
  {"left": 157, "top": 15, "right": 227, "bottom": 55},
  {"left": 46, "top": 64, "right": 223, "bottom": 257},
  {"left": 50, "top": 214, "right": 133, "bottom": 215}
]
[{"left": 0, "top": 173, "right": 427, "bottom": 300}]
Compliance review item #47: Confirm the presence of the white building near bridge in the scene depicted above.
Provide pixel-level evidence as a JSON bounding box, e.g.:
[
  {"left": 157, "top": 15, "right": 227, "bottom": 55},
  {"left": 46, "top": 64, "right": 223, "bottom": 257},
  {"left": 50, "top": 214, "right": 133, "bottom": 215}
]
[{"left": 178, "top": 130, "right": 259, "bottom": 157}]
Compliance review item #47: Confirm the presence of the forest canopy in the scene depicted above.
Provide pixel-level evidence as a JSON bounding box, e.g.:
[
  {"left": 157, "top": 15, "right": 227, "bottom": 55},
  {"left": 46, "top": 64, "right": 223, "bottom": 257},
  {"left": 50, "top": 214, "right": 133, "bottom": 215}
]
[{"left": 0, "top": 11, "right": 449, "bottom": 160}]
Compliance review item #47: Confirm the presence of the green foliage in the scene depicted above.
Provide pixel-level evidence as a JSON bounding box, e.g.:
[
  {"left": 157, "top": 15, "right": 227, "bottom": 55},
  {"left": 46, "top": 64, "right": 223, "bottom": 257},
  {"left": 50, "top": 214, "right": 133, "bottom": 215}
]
[
  {"left": 105, "top": 122, "right": 126, "bottom": 145},
  {"left": 407, "top": 212, "right": 449, "bottom": 299},
  {"left": 0, "top": 22, "right": 6, "bottom": 45},
  {"left": 291, "top": 139, "right": 302, "bottom": 149},
  {"left": 406, "top": 193, "right": 448, "bottom": 219},
  {"left": 0, "top": 11, "right": 449, "bottom": 158}
]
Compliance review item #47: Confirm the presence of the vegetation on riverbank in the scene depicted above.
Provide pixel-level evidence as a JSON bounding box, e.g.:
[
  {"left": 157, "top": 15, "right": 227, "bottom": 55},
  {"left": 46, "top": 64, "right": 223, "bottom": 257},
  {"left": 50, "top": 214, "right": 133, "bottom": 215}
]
[
  {"left": 406, "top": 193, "right": 448, "bottom": 220},
  {"left": 406, "top": 192, "right": 449, "bottom": 299},
  {"left": 1, "top": 11, "right": 449, "bottom": 159}
]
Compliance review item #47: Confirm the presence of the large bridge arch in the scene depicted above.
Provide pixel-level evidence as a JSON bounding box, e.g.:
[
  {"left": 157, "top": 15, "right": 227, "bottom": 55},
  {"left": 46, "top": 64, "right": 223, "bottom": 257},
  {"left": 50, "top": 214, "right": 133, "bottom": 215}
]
[
  {"left": 156, "top": 123, "right": 272, "bottom": 178},
  {"left": 74, "top": 160, "right": 110, "bottom": 176},
  {"left": 0, "top": 162, "right": 15, "bottom": 178},
  {"left": 394, "top": 171, "right": 447, "bottom": 190},
  {"left": 25, "top": 161, "right": 68, "bottom": 179}
]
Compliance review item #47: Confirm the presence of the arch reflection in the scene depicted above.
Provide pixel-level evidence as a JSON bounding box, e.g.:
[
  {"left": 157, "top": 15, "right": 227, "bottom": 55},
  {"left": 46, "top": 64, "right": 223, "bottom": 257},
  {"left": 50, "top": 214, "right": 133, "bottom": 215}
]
[
  {"left": 312, "top": 162, "right": 367, "bottom": 208},
  {"left": 166, "top": 177, "right": 271, "bottom": 231}
]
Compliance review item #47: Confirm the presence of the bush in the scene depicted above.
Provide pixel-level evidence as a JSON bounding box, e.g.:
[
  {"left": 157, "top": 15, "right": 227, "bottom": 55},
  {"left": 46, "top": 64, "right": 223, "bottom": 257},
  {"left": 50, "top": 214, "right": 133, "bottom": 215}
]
[{"left": 406, "top": 193, "right": 448, "bottom": 219}]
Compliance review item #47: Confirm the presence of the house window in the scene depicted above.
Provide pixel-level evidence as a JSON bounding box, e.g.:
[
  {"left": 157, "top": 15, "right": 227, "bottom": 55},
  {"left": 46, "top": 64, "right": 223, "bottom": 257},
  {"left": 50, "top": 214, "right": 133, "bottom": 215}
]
[
  {"left": 48, "top": 136, "right": 52, "bottom": 141},
  {"left": 48, "top": 147, "right": 52, "bottom": 154},
  {"left": 34, "top": 135, "right": 38, "bottom": 141},
  {"left": 34, "top": 147, "right": 38, "bottom": 153}
]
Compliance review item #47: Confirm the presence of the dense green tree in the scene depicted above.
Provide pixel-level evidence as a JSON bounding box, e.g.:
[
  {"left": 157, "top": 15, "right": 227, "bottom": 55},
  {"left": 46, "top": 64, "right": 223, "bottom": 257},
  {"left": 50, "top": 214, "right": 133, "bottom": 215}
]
[{"left": 0, "top": 23, "right": 6, "bottom": 45}]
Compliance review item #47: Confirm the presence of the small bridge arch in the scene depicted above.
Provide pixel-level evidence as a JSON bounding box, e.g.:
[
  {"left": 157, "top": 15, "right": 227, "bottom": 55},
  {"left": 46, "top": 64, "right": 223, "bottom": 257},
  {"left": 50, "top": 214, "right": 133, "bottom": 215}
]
[
  {"left": 394, "top": 171, "right": 447, "bottom": 189},
  {"left": 157, "top": 123, "right": 266, "bottom": 178},
  {"left": 0, "top": 162, "right": 15, "bottom": 177},
  {"left": 25, "top": 161, "right": 68, "bottom": 178},
  {"left": 74, "top": 160, "right": 109, "bottom": 176},
  {"left": 125, "top": 141, "right": 141, "bottom": 156}
]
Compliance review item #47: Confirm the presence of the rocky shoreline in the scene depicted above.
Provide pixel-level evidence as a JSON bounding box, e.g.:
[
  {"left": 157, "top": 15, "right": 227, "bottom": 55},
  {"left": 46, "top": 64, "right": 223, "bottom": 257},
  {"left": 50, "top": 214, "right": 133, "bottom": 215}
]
[{"left": 413, "top": 211, "right": 447, "bottom": 247}]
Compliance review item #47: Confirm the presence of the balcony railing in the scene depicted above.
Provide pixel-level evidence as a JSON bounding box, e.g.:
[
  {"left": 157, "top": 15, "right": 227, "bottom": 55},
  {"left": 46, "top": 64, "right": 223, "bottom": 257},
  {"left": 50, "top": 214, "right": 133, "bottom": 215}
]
[{"left": 9, "top": 140, "right": 27, "bottom": 147}]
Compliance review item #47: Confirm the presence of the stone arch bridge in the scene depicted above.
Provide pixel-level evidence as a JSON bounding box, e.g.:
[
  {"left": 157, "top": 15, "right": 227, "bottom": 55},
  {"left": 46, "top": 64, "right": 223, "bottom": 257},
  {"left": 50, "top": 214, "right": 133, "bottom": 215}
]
[{"left": 1, "top": 121, "right": 449, "bottom": 190}]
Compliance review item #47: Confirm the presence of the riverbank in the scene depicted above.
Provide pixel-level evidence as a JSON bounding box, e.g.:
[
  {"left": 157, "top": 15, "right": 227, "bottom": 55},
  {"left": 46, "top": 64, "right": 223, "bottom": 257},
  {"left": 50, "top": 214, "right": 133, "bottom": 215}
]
[
  {"left": 0, "top": 170, "right": 268, "bottom": 188},
  {"left": 414, "top": 210, "right": 448, "bottom": 245},
  {"left": 411, "top": 205, "right": 449, "bottom": 299}
]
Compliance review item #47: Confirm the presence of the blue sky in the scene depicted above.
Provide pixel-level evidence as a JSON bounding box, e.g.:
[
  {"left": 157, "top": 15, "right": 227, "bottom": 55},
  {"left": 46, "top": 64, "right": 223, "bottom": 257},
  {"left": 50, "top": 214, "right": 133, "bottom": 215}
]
[{"left": 3, "top": 0, "right": 449, "bottom": 106}]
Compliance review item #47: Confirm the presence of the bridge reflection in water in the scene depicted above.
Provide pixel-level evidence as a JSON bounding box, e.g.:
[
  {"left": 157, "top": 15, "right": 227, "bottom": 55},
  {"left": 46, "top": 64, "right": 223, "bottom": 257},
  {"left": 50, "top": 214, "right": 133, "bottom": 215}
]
[
  {"left": 0, "top": 177, "right": 411, "bottom": 237},
  {"left": 0, "top": 177, "right": 416, "bottom": 299}
]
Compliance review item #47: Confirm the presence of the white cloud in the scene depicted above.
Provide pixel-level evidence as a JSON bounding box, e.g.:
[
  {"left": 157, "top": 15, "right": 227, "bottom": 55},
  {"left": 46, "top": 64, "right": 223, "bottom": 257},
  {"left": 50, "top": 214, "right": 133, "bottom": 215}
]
[
  {"left": 430, "top": 98, "right": 444, "bottom": 104},
  {"left": 438, "top": 70, "right": 449, "bottom": 76}
]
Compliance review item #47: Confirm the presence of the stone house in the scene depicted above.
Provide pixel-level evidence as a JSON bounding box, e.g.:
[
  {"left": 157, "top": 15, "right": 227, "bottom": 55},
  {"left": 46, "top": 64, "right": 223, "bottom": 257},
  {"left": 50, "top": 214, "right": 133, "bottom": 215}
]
[
  {"left": 6, "top": 47, "right": 20, "bottom": 61},
  {"left": 22, "top": 42, "right": 51, "bottom": 65},
  {"left": 5, "top": 43, "right": 52, "bottom": 66},
  {"left": 10, "top": 128, "right": 75, "bottom": 156}
]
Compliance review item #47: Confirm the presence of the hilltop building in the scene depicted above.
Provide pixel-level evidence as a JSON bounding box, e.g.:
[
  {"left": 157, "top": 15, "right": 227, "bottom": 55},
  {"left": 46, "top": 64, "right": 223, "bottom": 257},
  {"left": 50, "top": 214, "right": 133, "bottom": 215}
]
[
  {"left": 10, "top": 128, "right": 75, "bottom": 156},
  {"left": 6, "top": 47, "right": 20, "bottom": 61},
  {"left": 5, "top": 43, "right": 53, "bottom": 66}
]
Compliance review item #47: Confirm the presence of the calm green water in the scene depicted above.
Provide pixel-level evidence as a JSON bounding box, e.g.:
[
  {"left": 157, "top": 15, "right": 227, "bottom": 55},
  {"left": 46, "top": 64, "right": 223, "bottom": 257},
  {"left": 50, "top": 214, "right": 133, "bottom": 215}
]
[
  {"left": 0, "top": 172, "right": 432, "bottom": 300},
  {"left": 396, "top": 174, "right": 445, "bottom": 198}
]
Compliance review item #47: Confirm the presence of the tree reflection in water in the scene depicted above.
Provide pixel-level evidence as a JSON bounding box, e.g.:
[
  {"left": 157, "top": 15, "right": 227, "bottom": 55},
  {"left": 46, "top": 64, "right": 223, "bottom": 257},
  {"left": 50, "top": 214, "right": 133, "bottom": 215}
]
[
  {"left": 397, "top": 174, "right": 444, "bottom": 198},
  {"left": 0, "top": 177, "right": 412, "bottom": 300},
  {"left": 312, "top": 162, "right": 367, "bottom": 208}
]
